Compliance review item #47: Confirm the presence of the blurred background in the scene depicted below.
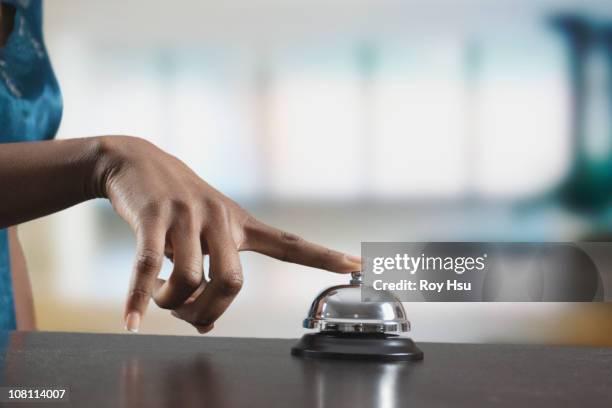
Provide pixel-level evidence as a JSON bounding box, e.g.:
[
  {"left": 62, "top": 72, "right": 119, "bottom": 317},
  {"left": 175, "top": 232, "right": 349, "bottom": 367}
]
[{"left": 17, "top": 0, "right": 612, "bottom": 344}]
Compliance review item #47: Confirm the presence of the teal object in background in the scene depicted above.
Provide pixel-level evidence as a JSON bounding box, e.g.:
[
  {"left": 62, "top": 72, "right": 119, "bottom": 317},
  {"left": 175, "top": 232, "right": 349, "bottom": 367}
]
[
  {"left": 0, "top": 0, "right": 63, "bottom": 329},
  {"left": 552, "top": 15, "right": 612, "bottom": 212}
]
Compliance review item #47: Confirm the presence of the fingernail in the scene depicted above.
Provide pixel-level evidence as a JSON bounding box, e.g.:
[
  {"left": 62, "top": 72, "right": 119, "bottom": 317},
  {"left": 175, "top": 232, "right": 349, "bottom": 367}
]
[
  {"left": 346, "top": 254, "right": 362, "bottom": 264},
  {"left": 125, "top": 312, "right": 140, "bottom": 333}
]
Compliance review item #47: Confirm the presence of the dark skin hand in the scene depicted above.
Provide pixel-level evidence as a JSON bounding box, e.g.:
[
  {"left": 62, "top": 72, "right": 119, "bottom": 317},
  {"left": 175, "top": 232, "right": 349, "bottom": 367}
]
[{"left": 0, "top": 136, "right": 361, "bottom": 333}]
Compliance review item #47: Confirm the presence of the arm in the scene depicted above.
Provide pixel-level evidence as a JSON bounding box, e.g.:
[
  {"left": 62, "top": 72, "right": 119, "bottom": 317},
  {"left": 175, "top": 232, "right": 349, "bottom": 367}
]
[
  {"left": 0, "top": 136, "right": 361, "bottom": 333},
  {"left": 0, "top": 137, "right": 105, "bottom": 227}
]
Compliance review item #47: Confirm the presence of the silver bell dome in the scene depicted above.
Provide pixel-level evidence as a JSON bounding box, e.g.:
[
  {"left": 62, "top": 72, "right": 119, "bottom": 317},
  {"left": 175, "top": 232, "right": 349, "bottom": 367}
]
[{"left": 303, "top": 271, "right": 410, "bottom": 334}]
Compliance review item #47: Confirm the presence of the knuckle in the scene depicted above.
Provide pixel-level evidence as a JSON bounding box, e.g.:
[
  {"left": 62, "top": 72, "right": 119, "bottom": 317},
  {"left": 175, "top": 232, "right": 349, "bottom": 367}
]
[
  {"left": 153, "top": 295, "right": 175, "bottom": 310},
  {"left": 208, "top": 199, "right": 230, "bottom": 221},
  {"left": 242, "top": 214, "right": 261, "bottom": 232},
  {"left": 281, "top": 231, "right": 302, "bottom": 244},
  {"left": 175, "top": 309, "right": 195, "bottom": 323},
  {"left": 170, "top": 202, "right": 201, "bottom": 232},
  {"left": 241, "top": 215, "right": 258, "bottom": 236},
  {"left": 170, "top": 198, "right": 194, "bottom": 216},
  {"left": 136, "top": 249, "right": 163, "bottom": 273},
  {"left": 218, "top": 271, "right": 243, "bottom": 296},
  {"left": 174, "top": 268, "right": 202, "bottom": 290},
  {"left": 139, "top": 200, "right": 166, "bottom": 220},
  {"left": 279, "top": 232, "right": 302, "bottom": 262},
  {"left": 129, "top": 287, "right": 151, "bottom": 303}
]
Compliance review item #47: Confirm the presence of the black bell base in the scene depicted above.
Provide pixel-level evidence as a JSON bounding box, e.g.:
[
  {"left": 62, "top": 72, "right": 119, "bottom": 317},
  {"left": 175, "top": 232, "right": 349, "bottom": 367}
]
[{"left": 291, "top": 332, "right": 424, "bottom": 362}]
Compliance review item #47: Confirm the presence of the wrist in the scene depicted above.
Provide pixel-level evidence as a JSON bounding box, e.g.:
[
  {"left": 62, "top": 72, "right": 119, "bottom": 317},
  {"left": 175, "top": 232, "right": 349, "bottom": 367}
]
[
  {"left": 86, "top": 135, "right": 126, "bottom": 199},
  {"left": 87, "top": 135, "right": 150, "bottom": 200},
  {"left": 83, "top": 136, "right": 111, "bottom": 199}
]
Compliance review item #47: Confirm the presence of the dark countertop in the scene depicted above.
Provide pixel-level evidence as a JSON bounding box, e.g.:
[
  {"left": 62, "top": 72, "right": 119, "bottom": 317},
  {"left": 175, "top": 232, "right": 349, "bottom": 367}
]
[{"left": 0, "top": 331, "right": 611, "bottom": 407}]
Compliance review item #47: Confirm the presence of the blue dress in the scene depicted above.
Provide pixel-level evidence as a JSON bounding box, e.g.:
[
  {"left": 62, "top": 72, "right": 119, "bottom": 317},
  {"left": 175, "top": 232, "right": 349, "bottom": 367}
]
[{"left": 0, "top": 0, "right": 63, "bottom": 329}]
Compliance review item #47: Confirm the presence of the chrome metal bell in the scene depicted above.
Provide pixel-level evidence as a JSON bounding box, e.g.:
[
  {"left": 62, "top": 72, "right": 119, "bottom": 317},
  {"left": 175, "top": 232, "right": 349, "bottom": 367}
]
[
  {"left": 303, "top": 271, "right": 411, "bottom": 334},
  {"left": 291, "top": 271, "right": 424, "bottom": 361}
]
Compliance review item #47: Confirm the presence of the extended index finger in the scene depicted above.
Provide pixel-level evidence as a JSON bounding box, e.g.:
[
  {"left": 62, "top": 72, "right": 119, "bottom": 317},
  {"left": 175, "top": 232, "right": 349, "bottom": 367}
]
[
  {"left": 125, "top": 221, "right": 166, "bottom": 332},
  {"left": 244, "top": 218, "right": 361, "bottom": 273}
]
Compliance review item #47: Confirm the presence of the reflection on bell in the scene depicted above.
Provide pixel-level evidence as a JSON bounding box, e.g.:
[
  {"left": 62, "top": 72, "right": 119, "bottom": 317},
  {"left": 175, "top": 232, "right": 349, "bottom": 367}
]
[{"left": 291, "top": 271, "right": 424, "bottom": 361}]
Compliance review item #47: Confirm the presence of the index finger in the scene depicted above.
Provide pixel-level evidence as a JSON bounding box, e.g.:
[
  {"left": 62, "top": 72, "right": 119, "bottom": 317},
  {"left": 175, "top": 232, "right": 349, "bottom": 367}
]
[
  {"left": 243, "top": 218, "right": 361, "bottom": 273},
  {"left": 125, "top": 221, "right": 166, "bottom": 332}
]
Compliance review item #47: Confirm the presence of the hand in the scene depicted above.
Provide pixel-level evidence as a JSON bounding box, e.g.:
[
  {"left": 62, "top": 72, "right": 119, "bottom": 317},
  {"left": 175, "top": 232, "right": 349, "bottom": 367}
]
[{"left": 96, "top": 136, "right": 361, "bottom": 333}]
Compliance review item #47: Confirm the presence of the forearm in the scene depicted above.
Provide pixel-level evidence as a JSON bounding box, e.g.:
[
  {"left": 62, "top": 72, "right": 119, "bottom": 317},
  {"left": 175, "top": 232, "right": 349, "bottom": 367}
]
[{"left": 0, "top": 137, "right": 108, "bottom": 228}]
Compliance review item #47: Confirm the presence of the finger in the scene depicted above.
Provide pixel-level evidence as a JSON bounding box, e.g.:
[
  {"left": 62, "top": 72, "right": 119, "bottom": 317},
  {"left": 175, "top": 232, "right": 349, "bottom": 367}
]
[
  {"left": 153, "top": 228, "right": 203, "bottom": 309},
  {"left": 171, "top": 310, "right": 214, "bottom": 334},
  {"left": 161, "top": 273, "right": 207, "bottom": 306},
  {"left": 175, "top": 222, "right": 243, "bottom": 329},
  {"left": 125, "top": 222, "right": 167, "bottom": 333},
  {"left": 168, "top": 277, "right": 211, "bottom": 333},
  {"left": 244, "top": 218, "right": 361, "bottom": 273}
]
